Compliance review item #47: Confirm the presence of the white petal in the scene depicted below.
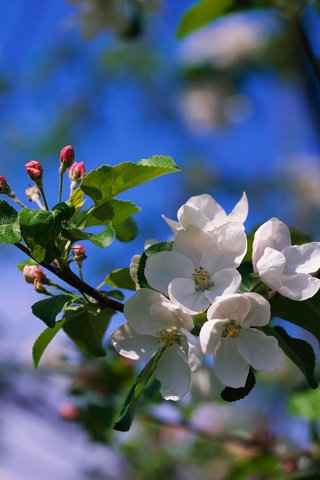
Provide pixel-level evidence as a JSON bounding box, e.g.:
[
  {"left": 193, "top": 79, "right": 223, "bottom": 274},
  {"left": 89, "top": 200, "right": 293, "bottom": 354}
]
[
  {"left": 177, "top": 204, "right": 209, "bottom": 231},
  {"left": 110, "top": 323, "right": 159, "bottom": 360},
  {"left": 207, "top": 294, "right": 251, "bottom": 324},
  {"left": 278, "top": 273, "right": 320, "bottom": 301},
  {"left": 237, "top": 328, "right": 284, "bottom": 371},
  {"left": 242, "top": 292, "right": 271, "bottom": 327},
  {"left": 210, "top": 223, "right": 247, "bottom": 267},
  {"left": 124, "top": 289, "right": 168, "bottom": 336},
  {"left": 181, "top": 328, "right": 203, "bottom": 372},
  {"left": 256, "top": 247, "right": 286, "bottom": 290},
  {"left": 252, "top": 218, "right": 291, "bottom": 272},
  {"left": 227, "top": 192, "right": 248, "bottom": 224},
  {"left": 129, "top": 254, "right": 141, "bottom": 287},
  {"left": 155, "top": 344, "right": 191, "bottom": 401},
  {"left": 173, "top": 225, "right": 212, "bottom": 267},
  {"left": 162, "top": 214, "right": 181, "bottom": 234},
  {"left": 150, "top": 301, "right": 193, "bottom": 331},
  {"left": 186, "top": 193, "right": 227, "bottom": 225},
  {"left": 283, "top": 243, "right": 320, "bottom": 275},
  {"left": 199, "top": 319, "right": 226, "bottom": 355},
  {"left": 213, "top": 337, "right": 250, "bottom": 388},
  {"left": 205, "top": 268, "right": 242, "bottom": 303},
  {"left": 145, "top": 251, "right": 194, "bottom": 296},
  {"left": 169, "top": 277, "right": 210, "bottom": 314}
]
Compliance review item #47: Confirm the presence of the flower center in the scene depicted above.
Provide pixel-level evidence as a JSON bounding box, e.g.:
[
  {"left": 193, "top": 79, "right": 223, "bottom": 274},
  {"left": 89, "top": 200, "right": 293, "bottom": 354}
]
[
  {"left": 159, "top": 327, "right": 180, "bottom": 346},
  {"left": 222, "top": 320, "right": 241, "bottom": 339},
  {"left": 192, "top": 266, "right": 214, "bottom": 292}
]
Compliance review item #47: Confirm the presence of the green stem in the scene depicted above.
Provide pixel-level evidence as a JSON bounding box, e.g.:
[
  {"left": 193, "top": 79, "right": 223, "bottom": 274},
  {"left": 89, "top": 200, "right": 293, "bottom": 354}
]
[
  {"left": 58, "top": 172, "right": 64, "bottom": 204},
  {"left": 39, "top": 186, "right": 49, "bottom": 211},
  {"left": 11, "top": 195, "right": 27, "bottom": 209},
  {"left": 49, "top": 281, "right": 74, "bottom": 295}
]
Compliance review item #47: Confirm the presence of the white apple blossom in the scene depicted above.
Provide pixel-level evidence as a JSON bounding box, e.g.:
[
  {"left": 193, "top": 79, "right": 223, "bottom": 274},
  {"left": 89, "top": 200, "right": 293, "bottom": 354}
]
[
  {"left": 129, "top": 239, "right": 157, "bottom": 288},
  {"left": 144, "top": 224, "right": 246, "bottom": 314},
  {"left": 252, "top": 218, "right": 320, "bottom": 300},
  {"left": 110, "top": 288, "right": 203, "bottom": 401},
  {"left": 162, "top": 192, "right": 248, "bottom": 234},
  {"left": 200, "top": 293, "right": 284, "bottom": 388}
]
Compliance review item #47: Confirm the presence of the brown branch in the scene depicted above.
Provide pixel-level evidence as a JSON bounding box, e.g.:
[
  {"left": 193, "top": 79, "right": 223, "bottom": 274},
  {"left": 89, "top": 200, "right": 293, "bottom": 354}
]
[{"left": 15, "top": 242, "right": 124, "bottom": 313}]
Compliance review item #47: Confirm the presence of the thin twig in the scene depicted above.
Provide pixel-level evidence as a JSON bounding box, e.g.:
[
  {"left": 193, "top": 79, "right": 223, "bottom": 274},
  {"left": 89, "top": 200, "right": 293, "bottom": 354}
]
[{"left": 14, "top": 242, "right": 124, "bottom": 312}]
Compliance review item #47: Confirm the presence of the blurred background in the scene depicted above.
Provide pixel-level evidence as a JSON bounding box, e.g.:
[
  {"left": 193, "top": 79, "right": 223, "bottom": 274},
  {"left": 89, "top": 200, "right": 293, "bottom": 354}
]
[{"left": 1, "top": 0, "right": 320, "bottom": 478}]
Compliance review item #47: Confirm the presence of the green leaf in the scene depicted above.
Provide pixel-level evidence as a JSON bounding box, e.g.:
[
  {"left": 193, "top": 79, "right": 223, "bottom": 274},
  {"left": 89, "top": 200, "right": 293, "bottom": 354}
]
[
  {"left": 289, "top": 388, "right": 320, "bottom": 421},
  {"left": 177, "top": 0, "right": 234, "bottom": 39},
  {"left": 81, "top": 157, "right": 179, "bottom": 206},
  {"left": 19, "top": 202, "right": 75, "bottom": 262},
  {"left": 67, "top": 188, "right": 84, "bottom": 208},
  {"left": 263, "top": 325, "right": 318, "bottom": 389},
  {"left": 221, "top": 369, "right": 256, "bottom": 402},
  {"left": 0, "top": 200, "right": 21, "bottom": 243},
  {"left": 32, "top": 319, "right": 66, "bottom": 368},
  {"left": 270, "top": 292, "right": 320, "bottom": 344},
  {"left": 32, "top": 294, "right": 74, "bottom": 328},
  {"left": 114, "top": 347, "right": 165, "bottom": 432},
  {"left": 115, "top": 217, "right": 138, "bottom": 242},
  {"left": 137, "top": 241, "right": 173, "bottom": 288},
  {"left": 62, "top": 224, "right": 115, "bottom": 248},
  {"left": 238, "top": 262, "right": 261, "bottom": 293},
  {"left": 63, "top": 306, "right": 114, "bottom": 356},
  {"left": 102, "top": 268, "right": 136, "bottom": 291}
]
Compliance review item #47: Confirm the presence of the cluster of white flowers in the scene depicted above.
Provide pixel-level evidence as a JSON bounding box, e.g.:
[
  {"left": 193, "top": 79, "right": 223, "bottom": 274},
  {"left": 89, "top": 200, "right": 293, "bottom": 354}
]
[{"left": 111, "top": 194, "right": 320, "bottom": 401}]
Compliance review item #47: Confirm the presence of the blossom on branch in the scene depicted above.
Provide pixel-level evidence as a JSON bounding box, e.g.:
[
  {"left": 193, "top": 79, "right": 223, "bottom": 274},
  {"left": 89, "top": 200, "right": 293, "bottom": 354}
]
[
  {"left": 252, "top": 218, "right": 320, "bottom": 300},
  {"left": 110, "top": 288, "right": 203, "bottom": 401},
  {"left": 200, "top": 293, "right": 284, "bottom": 388},
  {"left": 145, "top": 225, "right": 246, "bottom": 314},
  {"left": 162, "top": 192, "right": 248, "bottom": 234}
]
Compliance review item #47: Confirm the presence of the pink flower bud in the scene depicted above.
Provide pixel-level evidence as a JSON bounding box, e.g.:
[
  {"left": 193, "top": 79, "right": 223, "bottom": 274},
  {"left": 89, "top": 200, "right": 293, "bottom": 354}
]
[
  {"left": 23, "top": 265, "right": 46, "bottom": 284},
  {"left": 69, "top": 162, "right": 86, "bottom": 182},
  {"left": 73, "top": 244, "right": 86, "bottom": 259},
  {"left": 0, "top": 176, "right": 11, "bottom": 194},
  {"left": 25, "top": 161, "right": 43, "bottom": 181},
  {"left": 60, "top": 145, "right": 75, "bottom": 168},
  {"left": 58, "top": 402, "right": 80, "bottom": 421}
]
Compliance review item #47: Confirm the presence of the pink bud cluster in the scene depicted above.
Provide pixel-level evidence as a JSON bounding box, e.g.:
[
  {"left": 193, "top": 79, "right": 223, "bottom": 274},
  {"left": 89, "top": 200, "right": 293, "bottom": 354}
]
[
  {"left": 25, "top": 161, "right": 43, "bottom": 181},
  {"left": 60, "top": 145, "right": 75, "bottom": 168},
  {"left": 23, "top": 265, "right": 49, "bottom": 293},
  {"left": 0, "top": 176, "right": 10, "bottom": 194},
  {"left": 69, "top": 162, "right": 86, "bottom": 182}
]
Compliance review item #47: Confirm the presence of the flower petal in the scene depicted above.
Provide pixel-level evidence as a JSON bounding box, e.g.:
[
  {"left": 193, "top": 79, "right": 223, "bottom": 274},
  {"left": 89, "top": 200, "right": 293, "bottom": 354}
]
[
  {"left": 124, "top": 288, "right": 168, "bottom": 336},
  {"left": 252, "top": 218, "right": 291, "bottom": 272},
  {"left": 199, "top": 319, "right": 226, "bottom": 355},
  {"left": 283, "top": 243, "right": 320, "bottom": 275},
  {"left": 213, "top": 337, "right": 250, "bottom": 388},
  {"left": 186, "top": 193, "right": 227, "bottom": 225},
  {"left": 177, "top": 204, "right": 209, "bottom": 231},
  {"left": 237, "top": 328, "right": 284, "bottom": 371},
  {"left": 242, "top": 292, "right": 271, "bottom": 327},
  {"left": 150, "top": 301, "right": 194, "bottom": 331},
  {"left": 205, "top": 268, "right": 242, "bottom": 303},
  {"left": 169, "top": 277, "right": 210, "bottom": 314},
  {"left": 227, "top": 192, "right": 248, "bottom": 224},
  {"left": 278, "top": 273, "right": 320, "bottom": 301},
  {"left": 209, "top": 223, "right": 247, "bottom": 268},
  {"left": 207, "top": 294, "right": 251, "bottom": 324},
  {"left": 256, "top": 247, "right": 286, "bottom": 290},
  {"left": 173, "top": 225, "right": 212, "bottom": 267},
  {"left": 110, "top": 323, "right": 159, "bottom": 360},
  {"left": 181, "top": 328, "right": 203, "bottom": 372},
  {"left": 162, "top": 214, "right": 181, "bottom": 234},
  {"left": 155, "top": 344, "right": 191, "bottom": 401},
  {"left": 145, "top": 251, "right": 194, "bottom": 296}
]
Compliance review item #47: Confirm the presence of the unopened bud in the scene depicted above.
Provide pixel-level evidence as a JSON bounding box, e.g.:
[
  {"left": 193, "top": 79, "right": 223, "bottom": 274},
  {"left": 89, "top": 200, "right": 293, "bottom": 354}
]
[
  {"left": 73, "top": 244, "right": 86, "bottom": 260},
  {"left": 0, "top": 176, "right": 12, "bottom": 195},
  {"left": 25, "top": 185, "right": 40, "bottom": 202},
  {"left": 23, "top": 265, "right": 46, "bottom": 284},
  {"left": 69, "top": 162, "right": 86, "bottom": 183},
  {"left": 25, "top": 161, "right": 43, "bottom": 181},
  {"left": 58, "top": 402, "right": 80, "bottom": 421},
  {"left": 59, "top": 145, "right": 75, "bottom": 175}
]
